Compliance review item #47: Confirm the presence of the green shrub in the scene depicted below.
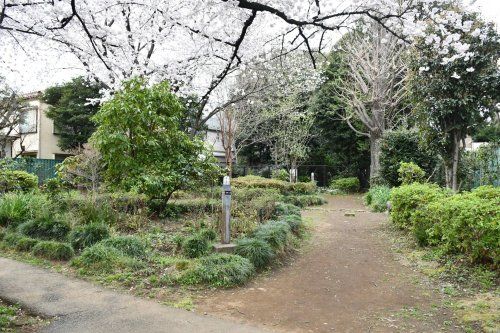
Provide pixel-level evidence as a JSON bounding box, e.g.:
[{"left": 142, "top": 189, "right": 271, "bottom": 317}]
[
  {"left": 97, "top": 191, "right": 148, "bottom": 214},
  {"left": 390, "top": 183, "right": 449, "bottom": 230},
  {"left": 273, "top": 202, "right": 301, "bottom": 217},
  {"left": 253, "top": 220, "right": 291, "bottom": 251},
  {"left": 41, "top": 177, "right": 69, "bottom": 195},
  {"left": 283, "top": 195, "right": 326, "bottom": 207},
  {"left": 414, "top": 191, "right": 499, "bottom": 265},
  {"left": 15, "top": 237, "right": 39, "bottom": 251},
  {"left": 18, "top": 216, "right": 71, "bottom": 241},
  {"left": 329, "top": 177, "right": 360, "bottom": 193},
  {"left": 280, "top": 214, "right": 304, "bottom": 235},
  {"left": 271, "top": 169, "right": 289, "bottom": 181},
  {"left": 289, "top": 182, "right": 317, "bottom": 195},
  {"left": 0, "top": 193, "right": 51, "bottom": 227},
  {"left": 365, "top": 186, "right": 391, "bottom": 212},
  {"left": 0, "top": 170, "right": 38, "bottom": 192},
  {"left": 71, "top": 243, "right": 142, "bottom": 273},
  {"left": 178, "top": 253, "right": 254, "bottom": 287},
  {"left": 398, "top": 162, "right": 426, "bottom": 185},
  {"left": 100, "top": 236, "right": 147, "bottom": 259},
  {"left": 32, "top": 241, "right": 74, "bottom": 260},
  {"left": 235, "top": 238, "right": 274, "bottom": 269},
  {"left": 162, "top": 198, "right": 220, "bottom": 218},
  {"left": 69, "top": 223, "right": 110, "bottom": 251},
  {"left": 182, "top": 233, "right": 211, "bottom": 258},
  {"left": 470, "top": 185, "right": 500, "bottom": 200}
]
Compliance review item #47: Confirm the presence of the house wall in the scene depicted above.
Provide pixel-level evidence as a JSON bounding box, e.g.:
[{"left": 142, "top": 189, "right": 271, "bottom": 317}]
[{"left": 11, "top": 99, "right": 70, "bottom": 159}]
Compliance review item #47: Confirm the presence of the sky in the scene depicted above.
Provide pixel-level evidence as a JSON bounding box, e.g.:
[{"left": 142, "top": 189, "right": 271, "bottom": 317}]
[{"left": 1, "top": 0, "right": 499, "bottom": 93}]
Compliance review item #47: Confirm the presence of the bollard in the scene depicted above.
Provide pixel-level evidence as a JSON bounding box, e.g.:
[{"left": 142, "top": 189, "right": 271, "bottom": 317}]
[
  {"left": 221, "top": 176, "right": 231, "bottom": 244},
  {"left": 311, "top": 172, "right": 315, "bottom": 183}
]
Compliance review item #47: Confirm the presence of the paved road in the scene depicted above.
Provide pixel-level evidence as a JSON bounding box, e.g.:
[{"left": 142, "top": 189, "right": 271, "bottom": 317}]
[{"left": 0, "top": 257, "right": 269, "bottom": 333}]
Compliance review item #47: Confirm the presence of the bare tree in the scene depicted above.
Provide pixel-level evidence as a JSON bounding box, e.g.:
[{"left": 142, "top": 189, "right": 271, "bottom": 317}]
[
  {"left": 330, "top": 21, "right": 408, "bottom": 182},
  {"left": 0, "top": 79, "right": 26, "bottom": 158}
]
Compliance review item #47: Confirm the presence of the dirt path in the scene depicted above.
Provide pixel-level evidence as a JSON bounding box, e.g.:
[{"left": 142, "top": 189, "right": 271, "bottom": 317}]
[{"left": 196, "top": 195, "right": 462, "bottom": 333}]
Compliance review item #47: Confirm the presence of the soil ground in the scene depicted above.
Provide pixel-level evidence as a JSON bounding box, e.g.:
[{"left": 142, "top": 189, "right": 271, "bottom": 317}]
[{"left": 196, "top": 195, "right": 463, "bottom": 333}]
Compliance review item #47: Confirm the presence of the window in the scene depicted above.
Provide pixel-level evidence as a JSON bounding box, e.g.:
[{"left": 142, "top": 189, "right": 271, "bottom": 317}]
[{"left": 19, "top": 107, "right": 37, "bottom": 134}]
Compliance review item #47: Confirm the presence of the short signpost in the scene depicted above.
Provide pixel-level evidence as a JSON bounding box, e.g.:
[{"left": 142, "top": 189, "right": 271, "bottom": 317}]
[{"left": 214, "top": 176, "right": 236, "bottom": 253}]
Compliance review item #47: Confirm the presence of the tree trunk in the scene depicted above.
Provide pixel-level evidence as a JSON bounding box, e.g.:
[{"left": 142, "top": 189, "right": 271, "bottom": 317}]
[
  {"left": 369, "top": 133, "right": 382, "bottom": 183},
  {"left": 443, "top": 130, "right": 462, "bottom": 192}
]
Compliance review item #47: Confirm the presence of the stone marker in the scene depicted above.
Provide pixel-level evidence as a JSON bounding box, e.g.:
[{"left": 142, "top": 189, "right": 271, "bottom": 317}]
[{"left": 214, "top": 176, "right": 236, "bottom": 253}]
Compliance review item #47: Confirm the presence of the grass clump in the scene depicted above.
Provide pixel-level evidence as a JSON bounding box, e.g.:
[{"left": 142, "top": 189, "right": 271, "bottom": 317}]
[
  {"left": 235, "top": 238, "right": 274, "bottom": 270},
  {"left": 0, "top": 193, "right": 50, "bottom": 227},
  {"left": 182, "top": 233, "right": 211, "bottom": 258},
  {"left": 32, "top": 241, "right": 74, "bottom": 261},
  {"left": 273, "top": 202, "right": 301, "bottom": 218},
  {"left": 100, "top": 236, "right": 147, "bottom": 259},
  {"left": 71, "top": 243, "right": 142, "bottom": 273},
  {"left": 280, "top": 214, "right": 304, "bottom": 235},
  {"left": 177, "top": 253, "right": 254, "bottom": 287},
  {"left": 18, "top": 216, "right": 71, "bottom": 241},
  {"left": 15, "top": 237, "right": 39, "bottom": 251},
  {"left": 253, "top": 220, "right": 291, "bottom": 251},
  {"left": 365, "top": 185, "right": 391, "bottom": 212},
  {"left": 69, "top": 223, "right": 110, "bottom": 251}
]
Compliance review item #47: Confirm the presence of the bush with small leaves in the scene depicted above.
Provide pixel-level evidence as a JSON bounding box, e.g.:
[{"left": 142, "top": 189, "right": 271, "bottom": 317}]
[
  {"left": 271, "top": 169, "right": 289, "bottom": 181},
  {"left": 100, "top": 236, "right": 147, "bottom": 259},
  {"left": 0, "top": 170, "right": 38, "bottom": 192},
  {"left": 398, "top": 162, "right": 426, "bottom": 185},
  {"left": 32, "top": 241, "right": 74, "bottom": 261},
  {"left": 18, "top": 216, "right": 71, "bottom": 241},
  {"left": 235, "top": 238, "right": 274, "bottom": 269},
  {"left": 253, "top": 220, "right": 291, "bottom": 251},
  {"left": 69, "top": 223, "right": 110, "bottom": 251},
  {"left": 390, "top": 183, "right": 449, "bottom": 230},
  {"left": 329, "top": 177, "right": 360, "bottom": 193},
  {"left": 177, "top": 253, "right": 254, "bottom": 287}
]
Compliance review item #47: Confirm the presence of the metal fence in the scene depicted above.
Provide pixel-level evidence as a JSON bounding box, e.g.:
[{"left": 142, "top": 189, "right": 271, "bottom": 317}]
[{"left": 6, "top": 158, "right": 64, "bottom": 184}]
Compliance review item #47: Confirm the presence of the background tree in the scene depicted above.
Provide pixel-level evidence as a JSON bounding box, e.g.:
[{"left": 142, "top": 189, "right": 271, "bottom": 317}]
[
  {"left": 410, "top": 11, "right": 500, "bottom": 191},
  {"left": 0, "top": 78, "right": 27, "bottom": 158},
  {"left": 328, "top": 22, "right": 409, "bottom": 182},
  {"left": 42, "top": 77, "right": 103, "bottom": 151},
  {"left": 90, "top": 77, "right": 220, "bottom": 201}
]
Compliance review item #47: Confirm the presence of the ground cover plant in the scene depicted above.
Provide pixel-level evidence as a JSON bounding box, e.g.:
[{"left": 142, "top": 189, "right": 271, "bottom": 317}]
[{"left": 0, "top": 175, "right": 324, "bottom": 297}]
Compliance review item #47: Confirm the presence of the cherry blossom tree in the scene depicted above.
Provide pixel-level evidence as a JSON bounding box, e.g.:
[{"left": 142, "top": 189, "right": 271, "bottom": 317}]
[
  {"left": 1, "top": 0, "right": 481, "bottom": 129},
  {"left": 0, "top": 78, "right": 27, "bottom": 158}
]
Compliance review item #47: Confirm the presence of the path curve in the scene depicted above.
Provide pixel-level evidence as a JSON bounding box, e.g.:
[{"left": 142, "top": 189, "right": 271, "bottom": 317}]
[
  {"left": 196, "top": 195, "right": 461, "bottom": 333},
  {"left": 0, "top": 257, "right": 269, "bottom": 333}
]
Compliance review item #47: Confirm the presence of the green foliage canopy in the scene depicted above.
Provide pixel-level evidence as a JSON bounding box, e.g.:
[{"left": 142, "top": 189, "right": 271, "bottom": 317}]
[
  {"left": 43, "top": 77, "right": 103, "bottom": 151},
  {"left": 91, "top": 78, "right": 220, "bottom": 200}
]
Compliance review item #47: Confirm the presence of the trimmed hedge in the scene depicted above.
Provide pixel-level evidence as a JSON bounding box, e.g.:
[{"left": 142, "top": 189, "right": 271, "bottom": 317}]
[
  {"left": 232, "top": 176, "right": 316, "bottom": 195},
  {"left": 0, "top": 170, "right": 38, "bottom": 192},
  {"left": 329, "top": 177, "right": 360, "bottom": 193},
  {"left": 32, "top": 241, "right": 74, "bottom": 261}
]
